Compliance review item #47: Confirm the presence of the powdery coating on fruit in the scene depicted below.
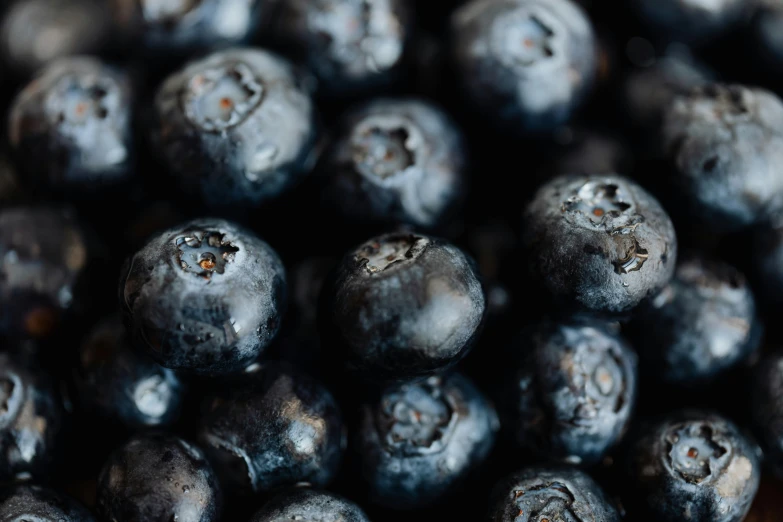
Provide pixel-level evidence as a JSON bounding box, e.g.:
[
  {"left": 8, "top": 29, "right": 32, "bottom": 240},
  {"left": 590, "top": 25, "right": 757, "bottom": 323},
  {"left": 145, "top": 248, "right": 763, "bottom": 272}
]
[
  {"left": 153, "top": 48, "right": 317, "bottom": 209},
  {"left": 119, "top": 218, "right": 286, "bottom": 375},
  {"left": 269, "top": 0, "right": 410, "bottom": 94},
  {"left": 628, "top": 411, "right": 760, "bottom": 522},
  {"left": 631, "top": 257, "right": 761, "bottom": 384},
  {"left": 0, "top": 0, "right": 110, "bottom": 74},
  {"left": 631, "top": 0, "right": 747, "bottom": 43},
  {"left": 662, "top": 84, "right": 783, "bottom": 230},
  {"left": 506, "top": 321, "right": 638, "bottom": 466},
  {"left": 0, "top": 207, "right": 88, "bottom": 339},
  {"left": 487, "top": 466, "right": 621, "bottom": 521},
  {"left": 751, "top": 353, "right": 783, "bottom": 478},
  {"left": 0, "top": 485, "right": 95, "bottom": 522},
  {"left": 321, "top": 98, "right": 467, "bottom": 229},
  {"left": 97, "top": 434, "right": 222, "bottom": 522},
  {"left": 8, "top": 57, "right": 133, "bottom": 192},
  {"left": 357, "top": 373, "right": 499, "bottom": 509},
  {"left": 451, "top": 0, "right": 597, "bottom": 133},
  {"left": 523, "top": 174, "right": 677, "bottom": 314},
  {"left": 250, "top": 488, "right": 370, "bottom": 522},
  {"left": 197, "top": 363, "right": 344, "bottom": 495},
  {"left": 110, "top": 0, "right": 264, "bottom": 53},
  {"left": 325, "top": 232, "right": 486, "bottom": 381},
  {"left": 0, "top": 353, "right": 64, "bottom": 483},
  {"left": 78, "top": 315, "right": 185, "bottom": 428}
]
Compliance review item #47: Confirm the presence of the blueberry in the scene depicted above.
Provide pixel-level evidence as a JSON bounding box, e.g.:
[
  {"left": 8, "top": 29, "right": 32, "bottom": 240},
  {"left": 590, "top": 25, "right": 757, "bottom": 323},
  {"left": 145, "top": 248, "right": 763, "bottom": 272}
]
[
  {"left": 250, "top": 488, "right": 370, "bottom": 522},
  {"left": 0, "top": 155, "right": 23, "bottom": 206},
  {"left": 319, "top": 98, "right": 467, "bottom": 230},
  {"left": 752, "top": 2, "right": 783, "bottom": 71},
  {"left": 110, "top": 0, "right": 265, "bottom": 57},
  {"left": 0, "top": 484, "right": 95, "bottom": 522},
  {"left": 77, "top": 315, "right": 185, "bottom": 429},
  {"left": 97, "top": 433, "right": 222, "bottom": 522},
  {"left": 0, "top": 207, "right": 91, "bottom": 339},
  {"left": 450, "top": 0, "right": 597, "bottom": 133},
  {"left": 119, "top": 218, "right": 286, "bottom": 376},
  {"left": 522, "top": 174, "right": 677, "bottom": 314},
  {"left": 266, "top": 0, "right": 411, "bottom": 95},
  {"left": 753, "top": 223, "right": 783, "bottom": 306},
  {"left": 0, "top": 0, "right": 111, "bottom": 76},
  {"left": 660, "top": 84, "right": 783, "bottom": 231},
  {"left": 152, "top": 48, "right": 318, "bottom": 211},
  {"left": 501, "top": 320, "right": 637, "bottom": 466},
  {"left": 356, "top": 372, "right": 498, "bottom": 509},
  {"left": 751, "top": 352, "right": 783, "bottom": 478},
  {"left": 8, "top": 57, "right": 134, "bottom": 197},
  {"left": 628, "top": 256, "right": 761, "bottom": 385},
  {"left": 0, "top": 352, "right": 64, "bottom": 482},
  {"left": 196, "top": 363, "right": 344, "bottom": 496},
  {"left": 320, "top": 231, "right": 486, "bottom": 382},
  {"left": 626, "top": 411, "right": 760, "bottom": 522},
  {"left": 631, "top": 0, "right": 747, "bottom": 44},
  {"left": 487, "top": 466, "right": 621, "bottom": 521}
]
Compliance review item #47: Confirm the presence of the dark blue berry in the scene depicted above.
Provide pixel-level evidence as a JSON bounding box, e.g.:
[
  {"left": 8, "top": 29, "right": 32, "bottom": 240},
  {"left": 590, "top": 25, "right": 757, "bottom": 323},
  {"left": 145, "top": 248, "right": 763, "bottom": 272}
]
[
  {"left": 8, "top": 57, "right": 134, "bottom": 197},
  {"left": 356, "top": 372, "right": 498, "bottom": 509},
  {"left": 631, "top": 0, "right": 747, "bottom": 44},
  {"left": 77, "top": 315, "right": 185, "bottom": 429},
  {"left": 196, "top": 363, "right": 344, "bottom": 496},
  {"left": 97, "top": 433, "right": 222, "bottom": 522},
  {"left": 501, "top": 320, "right": 637, "bottom": 466},
  {"left": 751, "top": 352, "right": 783, "bottom": 479},
  {"left": 629, "top": 256, "right": 761, "bottom": 385},
  {"left": 450, "top": 0, "right": 597, "bottom": 133},
  {"left": 626, "top": 411, "right": 760, "bottom": 522},
  {"left": 753, "top": 222, "right": 783, "bottom": 306},
  {"left": 0, "top": 484, "right": 95, "bottom": 522},
  {"left": 250, "top": 488, "right": 370, "bottom": 522},
  {"left": 319, "top": 98, "right": 467, "bottom": 230},
  {"left": 321, "top": 232, "right": 486, "bottom": 382},
  {"left": 487, "top": 466, "right": 621, "bottom": 521},
  {"left": 152, "top": 48, "right": 318, "bottom": 211},
  {"left": 522, "top": 174, "right": 677, "bottom": 314},
  {"left": 752, "top": 2, "right": 783, "bottom": 72},
  {"left": 661, "top": 84, "right": 783, "bottom": 231},
  {"left": 119, "top": 218, "right": 286, "bottom": 376}
]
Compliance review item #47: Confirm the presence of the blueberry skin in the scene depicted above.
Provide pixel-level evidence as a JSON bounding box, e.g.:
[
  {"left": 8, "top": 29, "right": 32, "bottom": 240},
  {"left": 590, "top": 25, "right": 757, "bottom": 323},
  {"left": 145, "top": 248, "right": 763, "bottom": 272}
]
[
  {"left": 631, "top": 0, "right": 746, "bottom": 44},
  {"left": 97, "top": 433, "right": 222, "bottom": 522},
  {"left": 8, "top": 57, "right": 133, "bottom": 197},
  {"left": 661, "top": 84, "right": 783, "bottom": 231},
  {"left": 626, "top": 411, "right": 760, "bottom": 522},
  {"left": 356, "top": 372, "right": 498, "bottom": 509},
  {"left": 119, "top": 218, "right": 286, "bottom": 376},
  {"left": 266, "top": 0, "right": 411, "bottom": 95},
  {"left": 196, "top": 363, "right": 344, "bottom": 496},
  {"left": 319, "top": 98, "right": 467, "bottom": 230},
  {"left": 522, "top": 174, "right": 677, "bottom": 314},
  {"left": 450, "top": 0, "right": 597, "bottom": 133},
  {"left": 152, "top": 48, "right": 317, "bottom": 210},
  {"left": 629, "top": 257, "right": 761, "bottom": 385},
  {"left": 0, "top": 0, "right": 111, "bottom": 76},
  {"left": 0, "top": 207, "right": 90, "bottom": 339},
  {"left": 503, "top": 320, "right": 637, "bottom": 466},
  {"left": 77, "top": 315, "right": 184, "bottom": 429},
  {"left": 0, "top": 352, "right": 64, "bottom": 483},
  {"left": 751, "top": 352, "right": 783, "bottom": 478},
  {"left": 753, "top": 2, "right": 783, "bottom": 70},
  {"left": 110, "top": 0, "right": 265, "bottom": 56},
  {"left": 487, "top": 466, "right": 620, "bottom": 521},
  {"left": 0, "top": 485, "right": 95, "bottom": 522},
  {"left": 250, "top": 488, "right": 370, "bottom": 522},
  {"left": 321, "top": 232, "right": 486, "bottom": 382}
]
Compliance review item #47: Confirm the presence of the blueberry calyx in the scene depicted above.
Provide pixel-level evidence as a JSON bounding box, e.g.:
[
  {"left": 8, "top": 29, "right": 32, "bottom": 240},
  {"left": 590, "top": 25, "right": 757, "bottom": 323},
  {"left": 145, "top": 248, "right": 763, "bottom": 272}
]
[
  {"left": 354, "top": 234, "right": 429, "bottom": 274},
  {"left": 491, "top": 9, "right": 559, "bottom": 68},
  {"left": 665, "top": 423, "right": 730, "bottom": 484},
  {"left": 352, "top": 120, "right": 421, "bottom": 181},
  {"left": 175, "top": 231, "right": 239, "bottom": 279},
  {"left": 510, "top": 481, "right": 578, "bottom": 520}
]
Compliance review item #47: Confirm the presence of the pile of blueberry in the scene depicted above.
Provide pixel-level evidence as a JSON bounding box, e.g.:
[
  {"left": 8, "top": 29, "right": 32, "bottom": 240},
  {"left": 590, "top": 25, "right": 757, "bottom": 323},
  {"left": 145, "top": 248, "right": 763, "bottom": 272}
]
[{"left": 2, "top": 0, "right": 783, "bottom": 521}]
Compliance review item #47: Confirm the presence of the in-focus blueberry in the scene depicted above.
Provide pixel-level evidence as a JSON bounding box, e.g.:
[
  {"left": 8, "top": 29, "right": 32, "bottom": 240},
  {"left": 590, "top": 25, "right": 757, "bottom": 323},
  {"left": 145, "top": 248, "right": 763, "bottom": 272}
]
[
  {"left": 8, "top": 57, "right": 133, "bottom": 197},
  {"left": 321, "top": 231, "right": 486, "bottom": 382},
  {"left": 119, "top": 218, "right": 286, "bottom": 376},
  {"left": 250, "top": 488, "right": 370, "bottom": 522},
  {"left": 319, "top": 98, "right": 467, "bottom": 230},
  {"left": 522, "top": 174, "right": 677, "bottom": 314},
  {"left": 152, "top": 48, "right": 318, "bottom": 211},
  {"left": 0, "top": 484, "right": 95, "bottom": 522},
  {"left": 451, "top": 0, "right": 597, "bottom": 133}
]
